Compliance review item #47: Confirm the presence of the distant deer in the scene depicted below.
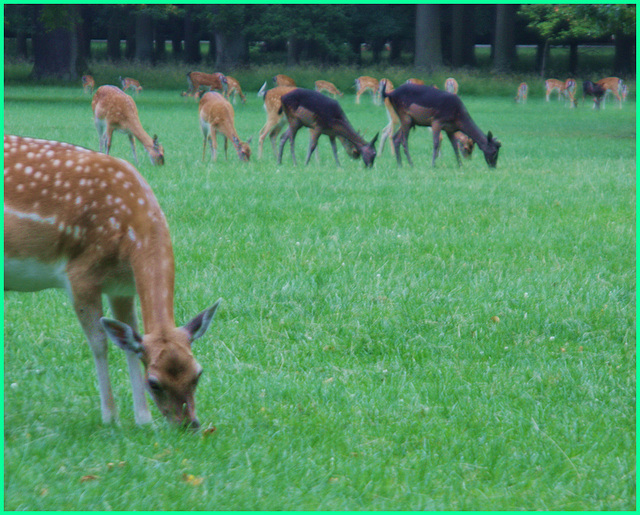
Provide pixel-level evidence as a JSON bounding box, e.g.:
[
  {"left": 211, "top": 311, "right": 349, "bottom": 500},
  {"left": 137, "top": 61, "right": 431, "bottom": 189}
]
[
  {"left": 355, "top": 76, "right": 380, "bottom": 105},
  {"left": 620, "top": 83, "right": 629, "bottom": 102},
  {"left": 545, "top": 78, "right": 577, "bottom": 107},
  {"left": 182, "top": 71, "right": 227, "bottom": 98},
  {"left": 444, "top": 77, "right": 459, "bottom": 95},
  {"left": 597, "top": 77, "right": 623, "bottom": 108},
  {"left": 274, "top": 74, "right": 296, "bottom": 87},
  {"left": 277, "top": 88, "right": 378, "bottom": 167},
  {"left": 119, "top": 76, "right": 143, "bottom": 95},
  {"left": 82, "top": 75, "right": 95, "bottom": 94},
  {"left": 382, "top": 82, "right": 501, "bottom": 168},
  {"left": 257, "top": 85, "right": 297, "bottom": 159},
  {"left": 406, "top": 78, "right": 425, "bottom": 86},
  {"left": 315, "top": 80, "right": 343, "bottom": 98},
  {"left": 199, "top": 92, "right": 251, "bottom": 161},
  {"left": 583, "top": 80, "right": 607, "bottom": 110},
  {"left": 224, "top": 76, "right": 246, "bottom": 104},
  {"left": 4, "top": 134, "right": 221, "bottom": 428},
  {"left": 92, "top": 85, "right": 164, "bottom": 165},
  {"left": 515, "top": 82, "right": 528, "bottom": 104}
]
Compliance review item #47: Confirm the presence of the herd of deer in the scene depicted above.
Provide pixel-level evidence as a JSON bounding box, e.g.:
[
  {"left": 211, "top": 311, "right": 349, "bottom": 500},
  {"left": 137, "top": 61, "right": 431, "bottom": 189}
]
[
  {"left": 513, "top": 76, "right": 627, "bottom": 109},
  {"left": 5, "top": 66, "right": 629, "bottom": 430}
]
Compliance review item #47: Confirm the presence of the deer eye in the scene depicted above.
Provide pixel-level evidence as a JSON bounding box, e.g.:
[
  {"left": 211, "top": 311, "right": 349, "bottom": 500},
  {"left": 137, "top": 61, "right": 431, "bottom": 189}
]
[{"left": 148, "top": 376, "right": 163, "bottom": 393}]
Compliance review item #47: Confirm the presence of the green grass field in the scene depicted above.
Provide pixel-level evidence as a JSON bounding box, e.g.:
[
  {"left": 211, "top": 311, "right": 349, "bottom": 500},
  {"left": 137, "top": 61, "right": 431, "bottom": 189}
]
[{"left": 3, "top": 83, "right": 636, "bottom": 510}]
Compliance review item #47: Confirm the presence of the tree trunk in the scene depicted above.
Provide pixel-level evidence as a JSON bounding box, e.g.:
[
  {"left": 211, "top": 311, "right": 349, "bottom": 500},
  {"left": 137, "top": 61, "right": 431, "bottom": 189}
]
[
  {"left": 135, "top": 11, "right": 154, "bottom": 62},
  {"left": 184, "top": 8, "right": 201, "bottom": 64},
  {"left": 568, "top": 42, "right": 578, "bottom": 76},
  {"left": 415, "top": 4, "right": 442, "bottom": 71},
  {"left": 106, "top": 12, "right": 121, "bottom": 60},
  {"left": 493, "top": 4, "right": 516, "bottom": 72},
  {"left": 540, "top": 40, "right": 550, "bottom": 78},
  {"left": 287, "top": 36, "right": 300, "bottom": 66},
  {"left": 31, "top": 5, "right": 79, "bottom": 80},
  {"left": 614, "top": 32, "right": 635, "bottom": 76}
]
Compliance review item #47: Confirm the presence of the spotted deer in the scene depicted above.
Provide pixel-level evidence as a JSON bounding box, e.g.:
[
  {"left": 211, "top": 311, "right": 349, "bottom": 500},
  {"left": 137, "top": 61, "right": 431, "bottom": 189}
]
[
  {"left": 257, "top": 85, "right": 297, "bottom": 159},
  {"left": 515, "top": 82, "right": 528, "bottom": 103},
  {"left": 92, "top": 85, "right": 164, "bottom": 166},
  {"left": 315, "top": 80, "right": 343, "bottom": 99},
  {"left": 545, "top": 78, "right": 577, "bottom": 107},
  {"left": 444, "top": 77, "right": 459, "bottom": 95},
  {"left": 378, "top": 78, "right": 399, "bottom": 156},
  {"left": 182, "top": 71, "right": 227, "bottom": 99},
  {"left": 119, "top": 76, "right": 143, "bottom": 95},
  {"left": 597, "top": 77, "right": 623, "bottom": 108},
  {"left": 355, "top": 76, "right": 380, "bottom": 105},
  {"left": 82, "top": 75, "right": 95, "bottom": 95},
  {"left": 224, "top": 76, "right": 246, "bottom": 104},
  {"left": 278, "top": 88, "right": 378, "bottom": 167},
  {"left": 199, "top": 92, "right": 251, "bottom": 162},
  {"left": 273, "top": 74, "right": 296, "bottom": 87},
  {"left": 406, "top": 78, "right": 425, "bottom": 86},
  {"left": 382, "top": 82, "right": 500, "bottom": 168},
  {"left": 4, "top": 134, "right": 221, "bottom": 428}
]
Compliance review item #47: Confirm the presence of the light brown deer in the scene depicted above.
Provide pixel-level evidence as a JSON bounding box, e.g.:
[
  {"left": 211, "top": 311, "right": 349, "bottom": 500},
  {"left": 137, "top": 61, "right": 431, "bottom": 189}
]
[
  {"left": 199, "top": 92, "right": 251, "bottom": 162},
  {"left": 445, "top": 77, "right": 459, "bottom": 95},
  {"left": 378, "top": 78, "right": 399, "bottom": 156},
  {"left": 545, "top": 78, "right": 577, "bottom": 107},
  {"left": 92, "top": 85, "right": 164, "bottom": 166},
  {"left": 119, "top": 76, "right": 143, "bottom": 95},
  {"left": 597, "top": 77, "right": 623, "bottom": 108},
  {"left": 82, "top": 75, "right": 95, "bottom": 94},
  {"left": 515, "top": 82, "right": 528, "bottom": 103},
  {"left": 355, "top": 76, "right": 380, "bottom": 105},
  {"left": 406, "top": 78, "right": 425, "bottom": 85},
  {"left": 182, "top": 71, "right": 227, "bottom": 98},
  {"left": 315, "top": 80, "right": 343, "bottom": 98},
  {"left": 4, "top": 134, "right": 221, "bottom": 428},
  {"left": 224, "top": 76, "right": 246, "bottom": 104},
  {"left": 273, "top": 74, "right": 296, "bottom": 87},
  {"left": 257, "top": 85, "right": 297, "bottom": 159}
]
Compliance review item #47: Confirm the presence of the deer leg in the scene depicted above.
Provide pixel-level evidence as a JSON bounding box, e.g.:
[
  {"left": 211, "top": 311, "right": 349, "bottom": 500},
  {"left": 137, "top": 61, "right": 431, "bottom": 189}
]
[
  {"left": 107, "top": 295, "right": 152, "bottom": 425},
  {"left": 277, "top": 129, "right": 291, "bottom": 165},
  {"left": 431, "top": 127, "right": 443, "bottom": 166},
  {"left": 127, "top": 134, "right": 139, "bottom": 165},
  {"left": 399, "top": 129, "right": 413, "bottom": 167},
  {"left": 327, "top": 136, "right": 341, "bottom": 167},
  {"left": 305, "top": 130, "right": 322, "bottom": 165},
  {"left": 269, "top": 119, "right": 286, "bottom": 157},
  {"left": 446, "top": 131, "right": 462, "bottom": 167},
  {"left": 104, "top": 127, "right": 115, "bottom": 156}
]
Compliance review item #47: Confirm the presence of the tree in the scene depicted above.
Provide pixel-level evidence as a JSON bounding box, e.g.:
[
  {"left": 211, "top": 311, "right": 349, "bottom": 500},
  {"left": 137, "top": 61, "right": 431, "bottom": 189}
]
[
  {"left": 493, "top": 5, "right": 517, "bottom": 72},
  {"left": 31, "top": 5, "right": 80, "bottom": 79},
  {"left": 451, "top": 5, "right": 476, "bottom": 68},
  {"left": 415, "top": 4, "right": 442, "bottom": 71}
]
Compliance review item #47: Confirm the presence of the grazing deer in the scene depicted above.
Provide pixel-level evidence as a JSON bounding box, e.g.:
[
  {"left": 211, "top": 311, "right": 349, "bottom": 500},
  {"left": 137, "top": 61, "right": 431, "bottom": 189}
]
[
  {"left": 382, "top": 82, "right": 501, "bottom": 168},
  {"left": 4, "top": 134, "right": 221, "bottom": 428},
  {"left": 199, "top": 92, "right": 251, "bottom": 162},
  {"left": 119, "top": 76, "right": 143, "bottom": 95},
  {"left": 277, "top": 88, "right": 378, "bottom": 167},
  {"left": 224, "top": 76, "right": 246, "bottom": 104},
  {"left": 182, "top": 71, "right": 227, "bottom": 99},
  {"left": 545, "top": 78, "right": 577, "bottom": 107},
  {"left": 315, "top": 80, "right": 343, "bottom": 98},
  {"left": 355, "top": 76, "right": 380, "bottom": 105},
  {"left": 444, "top": 78, "right": 459, "bottom": 95},
  {"left": 92, "top": 85, "right": 164, "bottom": 166},
  {"left": 597, "top": 77, "right": 623, "bottom": 108},
  {"left": 515, "top": 82, "right": 528, "bottom": 103},
  {"left": 257, "top": 85, "right": 297, "bottom": 159},
  {"left": 82, "top": 75, "right": 95, "bottom": 95},
  {"left": 273, "top": 74, "right": 296, "bottom": 87},
  {"left": 378, "top": 78, "right": 399, "bottom": 156},
  {"left": 406, "top": 78, "right": 425, "bottom": 86},
  {"left": 583, "top": 80, "right": 607, "bottom": 110}
]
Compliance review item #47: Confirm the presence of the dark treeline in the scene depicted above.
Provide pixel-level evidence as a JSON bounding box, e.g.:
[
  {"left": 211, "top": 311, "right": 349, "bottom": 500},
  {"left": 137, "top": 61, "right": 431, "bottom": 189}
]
[{"left": 4, "top": 4, "right": 636, "bottom": 79}]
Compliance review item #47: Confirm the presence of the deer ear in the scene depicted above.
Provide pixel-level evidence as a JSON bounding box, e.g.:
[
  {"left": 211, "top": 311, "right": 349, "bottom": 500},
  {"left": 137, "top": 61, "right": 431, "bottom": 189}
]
[
  {"left": 370, "top": 132, "right": 379, "bottom": 146},
  {"left": 246, "top": 136, "right": 253, "bottom": 145},
  {"left": 183, "top": 298, "right": 222, "bottom": 342},
  {"left": 101, "top": 318, "right": 145, "bottom": 357},
  {"left": 487, "top": 131, "right": 493, "bottom": 141}
]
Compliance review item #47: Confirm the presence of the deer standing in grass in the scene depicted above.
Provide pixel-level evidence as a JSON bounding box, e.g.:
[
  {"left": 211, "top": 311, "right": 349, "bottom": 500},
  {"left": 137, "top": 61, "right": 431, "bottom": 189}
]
[
  {"left": 182, "top": 71, "right": 227, "bottom": 98},
  {"left": 224, "top": 76, "right": 246, "bottom": 104},
  {"left": 315, "top": 80, "right": 343, "bottom": 99},
  {"left": 82, "top": 75, "right": 95, "bottom": 94},
  {"left": 4, "top": 134, "right": 221, "bottom": 428},
  {"left": 545, "top": 78, "right": 577, "bottom": 107},
  {"left": 92, "top": 85, "right": 164, "bottom": 166},
  {"left": 120, "top": 76, "right": 143, "bottom": 95},
  {"left": 199, "top": 92, "right": 252, "bottom": 162},
  {"left": 382, "top": 82, "right": 500, "bottom": 168},
  {"left": 278, "top": 88, "right": 378, "bottom": 167},
  {"left": 583, "top": 80, "right": 607, "bottom": 110},
  {"left": 355, "top": 76, "right": 380, "bottom": 105},
  {"left": 257, "top": 85, "right": 297, "bottom": 159},
  {"left": 596, "top": 77, "right": 623, "bottom": 108},
  {"left": 378, "top": 78, "right": 399, "bottom": 156},
  {"left": 444, "top": 78, "right": 459, "bottom": 95},
  {"left": 406, "top": 78, "right": 425, "bottom": 86},
  {"left": 515, "top": 82, "right": 528, "bottom": 103},
  {"left": 274, "top": 74, "right": 296, "bottom": 87}
]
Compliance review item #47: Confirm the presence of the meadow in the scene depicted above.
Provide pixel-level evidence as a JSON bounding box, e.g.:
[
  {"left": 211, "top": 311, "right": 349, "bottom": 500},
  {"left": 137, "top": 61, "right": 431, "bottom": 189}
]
[{"left": 3, "top": 79, "right": 636, "bottom": 510}]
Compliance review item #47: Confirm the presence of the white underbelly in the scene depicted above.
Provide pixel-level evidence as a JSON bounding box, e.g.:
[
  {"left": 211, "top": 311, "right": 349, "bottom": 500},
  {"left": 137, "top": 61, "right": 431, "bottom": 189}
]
[{"left": 4, "top": 256, "right": 70, "bottom": 292}]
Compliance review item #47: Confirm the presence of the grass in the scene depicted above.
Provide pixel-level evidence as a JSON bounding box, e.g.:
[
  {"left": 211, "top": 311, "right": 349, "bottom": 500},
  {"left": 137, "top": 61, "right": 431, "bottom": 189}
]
[{"left": 3, "top": 83, "right": 636, "bottom": 510}]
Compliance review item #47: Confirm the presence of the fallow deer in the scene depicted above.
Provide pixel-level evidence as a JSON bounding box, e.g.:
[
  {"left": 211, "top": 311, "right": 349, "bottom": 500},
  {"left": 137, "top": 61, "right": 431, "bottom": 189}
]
[
  {"left": 315, "top": 80, "right": 343, "bottom": 99},
  {"left": 82, "top": 75, "right": 96, "bottom": 95},
  {"left": 515, "top": 82, "right": 528, "bottom": 104},
  {"left": 224, "top": 76, "right": 246, "bottom": 104},
  {"left": 199, "top": 92, "right": 251, "bottom": 162},
  {"left": 182, "top": 71, "right": 227, "bottom": 99},
  {"left": 378, "top": 78, "right": 399, "bottom": 156},
  {"left": 119, "top": 76, "right": 143, "bottom": 95},
  {"left": 355, "top": 76, "right": 380, "bottom": 105},
  {"left": 92, "top": 85, "right": 164, "bottom": 166},
  {"left": 583, "top": 80, "right": 607, "bottom": 110},
  {"left": 597, "top": 77, "right": 623, "bottom": 108},
  {"left": 4, "top": 134, "right": 221, "bottom": 428},
  {"left": 274, "top": 74, "right": 296, "bottom": 87},
  {"left": 545, "top": 78, "right": 577, "bottom": 107},
  {"left": 382, "top": 82, "right": 500, "bottom": 168},
  {"left": 445, "top": 78, "right": 459, "bottom": 95},
  {"left": 257, "top": 85, "right": 297, "bottom": 159},
  {"left": 277, "top": 88, "right": 378, "bottom": 167},
  {"left": 406, "top": 78, "right": 425, "bottom": 86}
]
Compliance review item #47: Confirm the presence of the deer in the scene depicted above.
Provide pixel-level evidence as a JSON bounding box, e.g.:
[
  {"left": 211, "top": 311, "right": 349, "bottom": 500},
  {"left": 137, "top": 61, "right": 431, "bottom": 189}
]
[
  {"left": 355, "top": 76, "right": 380, "bottom": 105},
  {"left": 277, "top": 88, "right": 378, "bottom": 167},
  {"left": 596, "top": 77, "right": 623, "bottom": 108},
  {"left": 515, "top": 82, "right": 528, "bottom": 104},
  {"left": 257, "top": 85, "right": 297, "bottom": 159},
  {"left": 4, "top": 134, "right": 221, "bottom": 428},
  {"left": 273, "top": 74, "right": 296, "bottom": 87},
  {"left": 199, "top": 92, "right": 251, "bottom": 162},
  {"left": 82, "top": 75, "right": 95, "bottom": 95},
  {"left": 406, "top": 78, "right": 425, "bottom": 86},
  {"left": 92, "top": 85, "right": 164, "bottom": 166},
  {"left": 381, "top": 82, "right": 500, "bottom": 168},
  {"left": 378, "top": 78, "right": 399, "bottom": 156},
  {"left": 583, "top": 80, "right": 607, "bottom": 110},
  {"left": 620, "top": 83, "right": 629, "bottom": 102},
  {"left": 314, "top": 80, "right": 343, "bottom": 99},
  {"left": 444, "top": 78, "right": 459, "bottom": 95},
  {"left": 545, "top": 78, "right": 577, "bottom": 107},
  {"left": 224, "top": 76, "right": 246, "bottom": 104},
  {"left": 182, "top": 71, "right": 227, "bottom": 99},
  {"left": 119, "top": 76, "right": 143, "bottom": 95}
]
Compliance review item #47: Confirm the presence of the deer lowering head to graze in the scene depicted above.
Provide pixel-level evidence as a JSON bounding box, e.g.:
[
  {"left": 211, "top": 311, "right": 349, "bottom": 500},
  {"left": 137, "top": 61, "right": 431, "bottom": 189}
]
[
  {"left": 583, "top": 80, "right": 607, "bottom": 110},
  {"left": 182, "top": 71, "right": 227, "bottom": 99},
  {"left": 545, "top": 78, "right": 577, "bottom": 107},
  {"left": 315, "top": 80, "right": 343, "bottom": 99},
  {"left": 515, "top": 82, "right": 528, "bottom": 103},
  {"left": 82, "top": 75, "right": 95, "bottom": 95},
  {"left": 355, "top": 76, "right": 380, "bottom": 105},
  {"left": 199, "top": 92, "right": 251, "bottom": 162},
  {"left": 277, "top": 88, "right": 378, "bottom": 167},
  {"left": 92, "top": 85, "right": 164, "bottom": 166},
  {"left": 445, "top": 78, "right": 459, "bottom": 95},
  {"left": 596, "top": 77, "right": 623, "bottom": 108},
  {"left": 4, "top": 135, "right": 221, "bottom": 428},
  {"left": 381, "top": 82, "right": 500, "bottom": 168},
  {"left": 378, "top": 78, "right": 399, "bottom": 156},
  {"left": 119, "top": 76, "right": 143, "bottom": 95},
  {"left": 257, "top": 85, "right": 297, "bottom": 159},
  {"left": 274, "top": 74, "right": 296, "bottom": 87},
  {"left": 224, "top": 76, "right": 246, "bottom": 105}
]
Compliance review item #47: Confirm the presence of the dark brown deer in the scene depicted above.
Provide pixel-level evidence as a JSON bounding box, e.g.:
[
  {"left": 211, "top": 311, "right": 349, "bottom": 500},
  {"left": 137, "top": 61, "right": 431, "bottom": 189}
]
[
  {"left": 382, "top": 83, "right": 501, "bottom": 168},
  {"left": 583, "top": 80, "right": 607, "bottom": 110},
  {"left": 277, "top": 88, "right": 378, "bottom": 167}
]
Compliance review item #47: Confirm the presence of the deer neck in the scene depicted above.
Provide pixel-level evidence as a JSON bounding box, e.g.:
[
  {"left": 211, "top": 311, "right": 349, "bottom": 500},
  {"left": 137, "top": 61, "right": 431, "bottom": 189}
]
[
  {"left": 127, "top": 118, "right": 155, "bottom": 153},
  {"left": 456, "top": 108, "right": 489, "bottom": 151}
]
